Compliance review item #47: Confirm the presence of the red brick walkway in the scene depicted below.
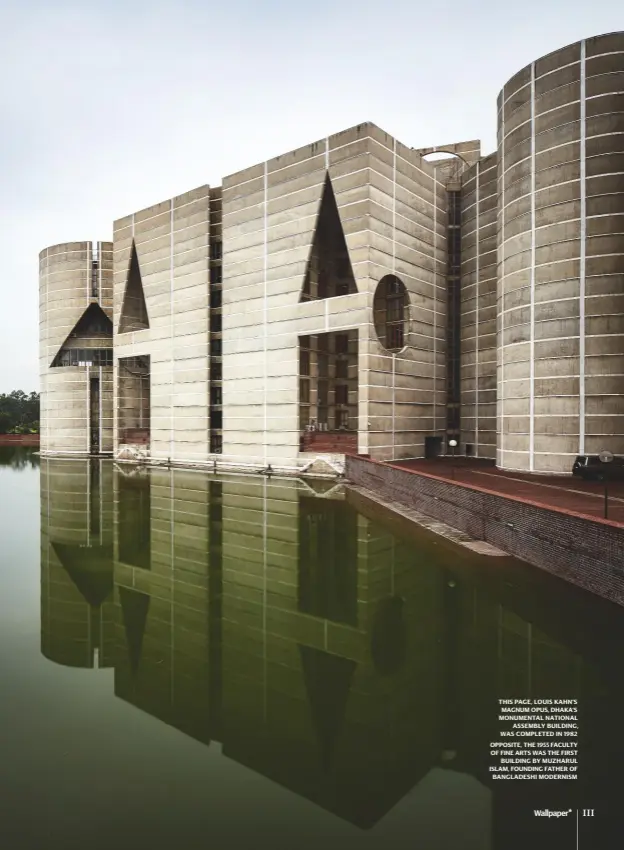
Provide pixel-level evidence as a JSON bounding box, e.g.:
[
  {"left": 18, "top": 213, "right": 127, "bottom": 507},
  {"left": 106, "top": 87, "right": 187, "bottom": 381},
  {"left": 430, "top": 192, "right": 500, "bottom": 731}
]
[{"left": 392, "top": 457, "right": 624, "bottom": 526}]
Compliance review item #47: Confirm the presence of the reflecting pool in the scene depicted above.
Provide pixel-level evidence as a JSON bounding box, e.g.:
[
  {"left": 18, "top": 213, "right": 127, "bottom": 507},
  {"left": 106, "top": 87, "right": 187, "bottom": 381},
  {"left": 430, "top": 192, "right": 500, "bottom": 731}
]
[{"left": 0, "top": 452, "right": 622, "bottom": 849}]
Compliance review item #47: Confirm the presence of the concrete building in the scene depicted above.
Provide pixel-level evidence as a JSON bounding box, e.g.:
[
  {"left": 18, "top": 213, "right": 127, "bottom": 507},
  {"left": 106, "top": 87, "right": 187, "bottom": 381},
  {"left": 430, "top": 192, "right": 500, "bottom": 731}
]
[
  {"left": 39, "top": 241, "right": 114, "bottom": 455},
  {"left": 39, "top": 31, "right": 624, "bottom": 475}
]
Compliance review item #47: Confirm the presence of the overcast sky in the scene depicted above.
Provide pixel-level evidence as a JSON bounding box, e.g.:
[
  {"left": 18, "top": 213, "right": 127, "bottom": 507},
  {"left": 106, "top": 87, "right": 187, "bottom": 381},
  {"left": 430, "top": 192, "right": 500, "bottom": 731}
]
[{"left": 1, "top": 0, "right": 622, "bottom": 392}]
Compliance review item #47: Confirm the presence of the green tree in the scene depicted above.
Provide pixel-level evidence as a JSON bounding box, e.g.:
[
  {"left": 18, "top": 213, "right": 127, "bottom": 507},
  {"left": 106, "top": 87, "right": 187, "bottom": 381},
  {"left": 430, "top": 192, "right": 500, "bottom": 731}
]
[{"left": 0, "top": 391, "right": 40, "bottom": 433}]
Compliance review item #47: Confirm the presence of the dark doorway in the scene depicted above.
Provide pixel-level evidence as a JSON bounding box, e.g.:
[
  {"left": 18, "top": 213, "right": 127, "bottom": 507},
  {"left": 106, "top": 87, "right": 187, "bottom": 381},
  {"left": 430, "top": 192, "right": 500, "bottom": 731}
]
[
  {"left": 425, "top": 436, "right": 443, "bottom": 459},
  {"left": 118, "top": 356, "right": 150, "bottom": 447},
  {"left": 299, "top": 330, "right": 358, "bottom": 454}
]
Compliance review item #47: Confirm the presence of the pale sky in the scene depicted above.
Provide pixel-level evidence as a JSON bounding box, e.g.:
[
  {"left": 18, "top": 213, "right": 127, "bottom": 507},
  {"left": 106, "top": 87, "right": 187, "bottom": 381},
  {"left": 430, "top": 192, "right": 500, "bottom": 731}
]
[{"left": 1, "top": 0, "right": 622, "bottom": 392}]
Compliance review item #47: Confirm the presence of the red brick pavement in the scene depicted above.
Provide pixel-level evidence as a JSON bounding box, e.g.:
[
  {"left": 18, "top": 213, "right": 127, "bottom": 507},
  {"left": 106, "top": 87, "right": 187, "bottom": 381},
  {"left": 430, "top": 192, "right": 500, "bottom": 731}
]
[{"left": 392, "top": 457, "right": 624, "bottom": 526}]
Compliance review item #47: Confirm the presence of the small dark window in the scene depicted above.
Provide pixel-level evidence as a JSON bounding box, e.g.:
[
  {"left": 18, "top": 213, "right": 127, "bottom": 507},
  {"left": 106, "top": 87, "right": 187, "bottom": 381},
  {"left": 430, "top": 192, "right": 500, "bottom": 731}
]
[
  {"left": 211, "top": 361, "right": 222, "bottom": 380},
  {"left": 300, "top": 350, "right": 310, "bottom": 376},
  {"left": 210, "top": 313, "right": 222, "bottom": 333},
  {"left": 387, "top": 324, "right": 404, "bottom": 349},
  {"left": 210, "top": 386, "right": 222, "bottom": 406},
  {"left": 318, "top": 354, "right": 328, "bottom": 377},
  {"left": 210, "top": 289, "right": 222, "bottom": 309},
  {"left": 94, "top": 349, "right": 113, "bottom": 366},
  {"left": 465, "top": 443, "right": 474, "bottom": 457},
  {"left": 210, "top": 339, "right": 222, "bottom": 356},
  {"left": 91, "top": 261, "right": 99, "bottom": 298},
  {"left": 210, "top": 434, "right": 223, "bottom": 454},
  {"left": 335, "top": 384, "right": 348, "bottom": 405},
  {"left": 211, "top": 265, "right": 222, "bottom": 284},
  {"left": 300, "top": 379, "right": 310, "bottom": 403},
  {"left": 335, "top": 334, "right": 349, "bottom": 354},
  {"left": 210, "top": 410, "right": 223, "bottom": 430},
  {"left": 336, "top": 410, "right": 349, "bottom": 428},
  {"left": 211, "top": 242, "right": 223, "bottom": 260},
  {"left": 336, "top": 358, "right": 348, "bottom": 379}
]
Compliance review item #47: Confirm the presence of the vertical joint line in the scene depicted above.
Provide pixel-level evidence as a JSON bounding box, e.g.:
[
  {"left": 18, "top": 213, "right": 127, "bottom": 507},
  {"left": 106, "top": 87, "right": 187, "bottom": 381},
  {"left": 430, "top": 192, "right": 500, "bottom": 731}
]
[
  {"left": 170, "top": 469, "right": 174, "bottom": 703},
  {"left": 86, "top": 458, "right": 91, "bottom": 546},
  {"left": 99, "top": 458, "right": 103, "bottom": 545},
  {"left": 475, "top": 162, "right": 480, "bottom": 458},
  {"left": 529, "top": 62, "right": 536, "bottom": 472},
  {"left": 392, "top": 139, "right": 397, "bottom": 274},
  {"left": 579, "top": 40, "right": 587, "bottom": 456},
  {"left": 262, "top": 478, "right": 268, "bottom": 721},
  {"left": 391, "top": 354, "right": 396, "bottom": 460},
  {"left": 263, "top": 161, "right": 268, "bottom": 466},
  {"left": 86, "top": 364, "right": 90, "bottom": 454},
  {"left": 170, "top": 200, "right": 174, "bottom": 460},
  {"left": 433, "top": 178, "right": 437, "bottom": 432},
  {"left": 99, "top": 365, "right": 102, "bottom": 453}
]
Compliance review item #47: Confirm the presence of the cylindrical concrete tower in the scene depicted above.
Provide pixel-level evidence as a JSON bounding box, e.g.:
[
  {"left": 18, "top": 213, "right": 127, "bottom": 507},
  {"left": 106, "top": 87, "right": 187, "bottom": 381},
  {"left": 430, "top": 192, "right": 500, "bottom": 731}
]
[
  {"left": 40, "top": 458, "right": 115, "bottom": 668},
  {"left": 461, "top": 152, "right": 498, "bottom": 460},
  {"left": 39, "top": 241, "right": 114, "bottom": 455},
  {"left": 497, "top": 32, "right": 624, "bottom": 473}
]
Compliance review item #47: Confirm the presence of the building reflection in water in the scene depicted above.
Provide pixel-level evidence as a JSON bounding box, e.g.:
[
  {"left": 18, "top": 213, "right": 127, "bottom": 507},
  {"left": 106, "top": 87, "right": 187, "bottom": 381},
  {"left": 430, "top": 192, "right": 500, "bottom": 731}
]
[
  {"left": 40, "top": 458, "right": 114, "bottom": 668},
  {"left": 0, "top": 445, "right": 41, "bottom": 469},
  {"left": 40, "top": 460, "right": 624, "bottom": 844}
]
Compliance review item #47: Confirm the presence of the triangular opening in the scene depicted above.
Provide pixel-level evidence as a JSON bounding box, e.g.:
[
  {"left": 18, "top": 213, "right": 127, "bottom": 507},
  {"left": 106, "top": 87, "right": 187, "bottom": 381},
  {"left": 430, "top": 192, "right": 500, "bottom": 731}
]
[
  {"left": 119, "top": 586, "right": 150, "bottom": 675},
  {"left": 118, "top": 240, "right": 149, "bottom": 333},
  {"left": 300, "top": 174, "right": 358, "bottom": 302},
  {"left": 51, "top": 542, "right": 114, "bottom": 607},
  {"left": 299, "top": 645, "right": 356, "bottom": 772},
  {"left": 50, "top": 303, "right": 113, "bottom": 367}
]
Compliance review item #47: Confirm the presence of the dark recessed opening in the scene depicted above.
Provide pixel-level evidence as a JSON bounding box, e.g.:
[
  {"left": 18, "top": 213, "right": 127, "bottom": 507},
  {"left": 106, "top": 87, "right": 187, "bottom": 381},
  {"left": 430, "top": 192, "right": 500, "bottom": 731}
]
[{"left": 373, "top": 275, "right": 408, "bottom": 353}]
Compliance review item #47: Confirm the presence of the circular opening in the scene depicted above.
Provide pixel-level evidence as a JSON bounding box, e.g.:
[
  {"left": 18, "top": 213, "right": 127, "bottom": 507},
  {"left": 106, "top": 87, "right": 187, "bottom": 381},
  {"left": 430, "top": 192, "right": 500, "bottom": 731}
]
[{"left": 373, "top": 275, "right": 408, "bottom": 352}]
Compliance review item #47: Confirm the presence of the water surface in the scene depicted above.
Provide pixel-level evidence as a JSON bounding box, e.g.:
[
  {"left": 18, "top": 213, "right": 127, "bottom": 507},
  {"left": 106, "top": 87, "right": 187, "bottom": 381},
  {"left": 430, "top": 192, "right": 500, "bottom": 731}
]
[{"left": 0, "top": 451, "right": 622, "bottom": 849}]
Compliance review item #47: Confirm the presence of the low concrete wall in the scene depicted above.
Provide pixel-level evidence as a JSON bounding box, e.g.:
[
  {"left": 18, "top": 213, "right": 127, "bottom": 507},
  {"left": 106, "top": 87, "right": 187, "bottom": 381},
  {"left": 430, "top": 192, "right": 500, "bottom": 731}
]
[
  {"left": 345, "top": 455, "right": 624, "bottom": 607},
  {"left": 0, "top": 434, "right": 40, "bottom": 446}
]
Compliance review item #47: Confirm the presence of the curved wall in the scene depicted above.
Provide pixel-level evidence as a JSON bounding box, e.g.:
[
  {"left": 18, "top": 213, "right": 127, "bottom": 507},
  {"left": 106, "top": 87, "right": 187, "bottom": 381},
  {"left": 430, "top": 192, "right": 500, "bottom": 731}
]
[
  {"left": 461, "top": 153, "right": 498, "bottom": 459},
  {"left": 39, "top": 241, "right": 113, "bottom": 454},
  {"left": 497, "top": 32, "right": 624, "bottom": 473}
]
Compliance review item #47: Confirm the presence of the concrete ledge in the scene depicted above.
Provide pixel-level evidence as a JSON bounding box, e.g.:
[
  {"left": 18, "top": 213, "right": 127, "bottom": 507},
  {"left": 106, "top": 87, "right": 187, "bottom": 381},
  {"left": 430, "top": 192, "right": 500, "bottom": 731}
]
[
  {"left": 348, "top": 484, "right": 507, "bottom": 556},
  {"left": 345, "top": 455, "right": 624, "bottom": 607}
]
